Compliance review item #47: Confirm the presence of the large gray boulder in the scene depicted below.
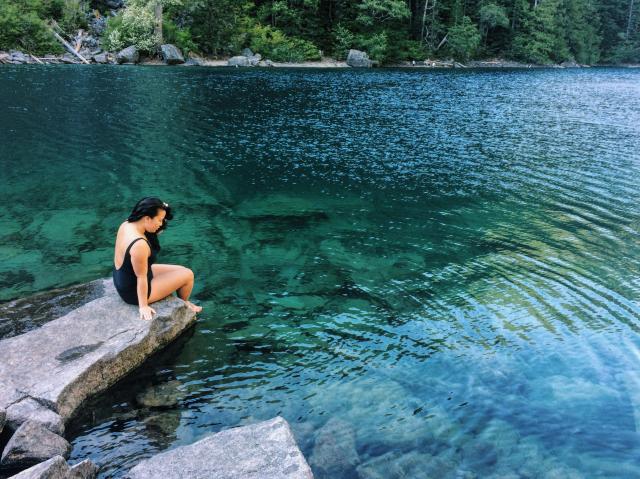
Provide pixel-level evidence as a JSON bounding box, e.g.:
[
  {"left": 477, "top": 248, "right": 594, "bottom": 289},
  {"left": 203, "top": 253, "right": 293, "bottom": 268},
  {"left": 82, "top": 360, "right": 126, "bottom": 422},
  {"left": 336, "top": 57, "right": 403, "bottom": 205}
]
[
  {"left": 125, "top": 416, "right": 313, "bottom": 479},
  {"left": 0, "top": 421, "right": 71, "bottom": 470},
  {"left": 92, "top": 53, "right": 109, "bottom": 64},
  {"left": 0, "top": 279, "right": 196, "bottom": 424},
  {"left": 160, "top": 44, "right": 184, "bottom": 65},
  {"left": 116, "top": 46, "right": 139, "bottom": 64},
  {"left": 228, "top": 55, "right": 251, "bottom": 67},
  {"left": 6, "top": 455, "right": 69, "bottom": 479},
  {"left": 5, "top": 398, "right": 64, "bottom": 435},
  {"left": 346, "top": 49, "right": 372, "bottom": 68},
  {"left": 68, "top": 459, "right": 99, "bottom": 478},
  {"left": 9, "top": 51, "right": 30, "bottom": 64}
]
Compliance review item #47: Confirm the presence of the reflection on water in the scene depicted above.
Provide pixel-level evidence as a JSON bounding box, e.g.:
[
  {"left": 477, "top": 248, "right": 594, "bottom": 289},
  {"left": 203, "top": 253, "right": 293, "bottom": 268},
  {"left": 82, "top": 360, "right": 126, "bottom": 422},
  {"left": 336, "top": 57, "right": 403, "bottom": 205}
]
[{"left": 1, "top": 66, "right": 640, "bottom": 478}]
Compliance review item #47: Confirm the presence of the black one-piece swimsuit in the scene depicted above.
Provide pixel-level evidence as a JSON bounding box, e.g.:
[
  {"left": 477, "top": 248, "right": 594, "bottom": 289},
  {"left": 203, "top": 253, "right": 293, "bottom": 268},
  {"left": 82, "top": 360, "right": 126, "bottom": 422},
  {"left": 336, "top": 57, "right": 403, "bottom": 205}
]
[{"left": 113, "top": 237, "right": 157, "bottom": 305}]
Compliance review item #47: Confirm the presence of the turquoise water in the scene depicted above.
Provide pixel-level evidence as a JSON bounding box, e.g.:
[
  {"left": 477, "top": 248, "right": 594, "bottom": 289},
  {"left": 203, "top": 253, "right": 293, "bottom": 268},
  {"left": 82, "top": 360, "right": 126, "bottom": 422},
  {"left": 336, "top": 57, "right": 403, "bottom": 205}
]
[{"left": 2, "top": 66, "right": 640, "bottom": 477}]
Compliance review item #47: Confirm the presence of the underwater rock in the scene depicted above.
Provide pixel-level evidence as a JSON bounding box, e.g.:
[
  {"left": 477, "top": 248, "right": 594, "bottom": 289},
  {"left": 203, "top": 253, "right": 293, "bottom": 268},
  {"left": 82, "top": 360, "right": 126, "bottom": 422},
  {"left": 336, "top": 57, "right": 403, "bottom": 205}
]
[
  {"left": 125, "top": 416, "right": 312, "bottom": 478},
  {"left": 356, "top": 450, "right": 458, "bottom": 479},
  {"left": 309, "top": 417, "right": 359, "bottom": 478},
  {"left": 6, "top": 398, "right": 65, "bottom": 435},
  {"left": 136, "top": 380, "right": 185, "bottom": 408},
  {"left": 6, "top": 455, "right": 69, "bottom": 479},
  {"left": 0, "top": 420, "right": 71, "bottom": 470}
]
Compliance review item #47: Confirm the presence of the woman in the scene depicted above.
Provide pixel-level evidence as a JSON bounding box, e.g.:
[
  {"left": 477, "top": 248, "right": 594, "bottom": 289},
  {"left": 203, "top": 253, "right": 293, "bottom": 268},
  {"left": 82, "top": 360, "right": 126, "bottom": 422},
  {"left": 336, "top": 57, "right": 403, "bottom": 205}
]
[{"left": 113, "top": 197, "right": 202, "bottom": 320}]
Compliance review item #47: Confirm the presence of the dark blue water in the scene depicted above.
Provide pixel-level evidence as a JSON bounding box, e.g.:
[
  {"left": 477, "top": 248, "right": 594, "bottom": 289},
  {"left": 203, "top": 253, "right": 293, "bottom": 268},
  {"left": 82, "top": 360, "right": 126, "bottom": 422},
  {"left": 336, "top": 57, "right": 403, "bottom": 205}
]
[{"left": 1, "top": 65, "right": 640, "bottom": 478}]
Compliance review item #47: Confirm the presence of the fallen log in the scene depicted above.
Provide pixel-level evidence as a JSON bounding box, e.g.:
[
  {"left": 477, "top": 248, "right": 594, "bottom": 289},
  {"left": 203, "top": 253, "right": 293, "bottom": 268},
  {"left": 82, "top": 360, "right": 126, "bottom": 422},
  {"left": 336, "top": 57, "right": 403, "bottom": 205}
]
[{"left": 48, "top": 21, "right": 90, "bottom": 64}]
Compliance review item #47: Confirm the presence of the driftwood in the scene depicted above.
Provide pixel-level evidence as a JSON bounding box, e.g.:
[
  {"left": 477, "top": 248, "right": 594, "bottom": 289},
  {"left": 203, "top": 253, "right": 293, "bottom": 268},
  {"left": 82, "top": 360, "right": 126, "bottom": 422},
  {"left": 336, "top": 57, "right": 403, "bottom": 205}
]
[
  {"left": 49, "top": 21, "right": 90, "bottom": 64},
  {"left": 30, "top": 54, "right": 44, "bottom": 64}
]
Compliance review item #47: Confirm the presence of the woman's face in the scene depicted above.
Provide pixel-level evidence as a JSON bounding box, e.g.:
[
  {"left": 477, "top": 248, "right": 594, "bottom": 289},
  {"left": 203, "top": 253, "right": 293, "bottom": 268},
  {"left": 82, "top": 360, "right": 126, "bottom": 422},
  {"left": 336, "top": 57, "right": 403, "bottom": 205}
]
[{"left": 145, "top": 209, "right": 167, "bottom": 233}]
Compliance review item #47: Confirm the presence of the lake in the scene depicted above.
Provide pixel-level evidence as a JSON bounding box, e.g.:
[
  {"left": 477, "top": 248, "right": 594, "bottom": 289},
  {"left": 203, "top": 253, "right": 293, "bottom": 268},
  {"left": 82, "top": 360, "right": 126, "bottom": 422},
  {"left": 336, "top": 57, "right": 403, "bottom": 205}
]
[{"left": 1, "top": 65, "right": 640, "bottom": 478}]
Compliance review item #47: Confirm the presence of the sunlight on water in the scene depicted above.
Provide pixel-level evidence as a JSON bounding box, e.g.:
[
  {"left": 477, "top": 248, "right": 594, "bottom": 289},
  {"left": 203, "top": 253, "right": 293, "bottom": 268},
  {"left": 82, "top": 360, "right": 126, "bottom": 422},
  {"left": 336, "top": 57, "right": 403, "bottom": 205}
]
[{"left": 1, "top": 66, "right": 640, "bottom": 478}]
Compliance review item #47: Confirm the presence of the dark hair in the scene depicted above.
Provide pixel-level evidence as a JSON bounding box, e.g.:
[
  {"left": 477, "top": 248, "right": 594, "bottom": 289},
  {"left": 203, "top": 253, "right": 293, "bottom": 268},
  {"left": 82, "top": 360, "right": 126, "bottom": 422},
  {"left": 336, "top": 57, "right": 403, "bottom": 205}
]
[{"left": 127, "top": 197, "right": 174, "bottom": 251}]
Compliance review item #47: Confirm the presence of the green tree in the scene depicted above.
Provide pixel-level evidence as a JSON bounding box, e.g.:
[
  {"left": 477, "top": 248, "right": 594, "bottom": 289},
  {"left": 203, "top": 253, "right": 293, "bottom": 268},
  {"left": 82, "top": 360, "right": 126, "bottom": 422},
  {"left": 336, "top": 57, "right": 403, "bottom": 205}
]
[{"left": 447, "top": 15, "right": 480, "bottom": 60}]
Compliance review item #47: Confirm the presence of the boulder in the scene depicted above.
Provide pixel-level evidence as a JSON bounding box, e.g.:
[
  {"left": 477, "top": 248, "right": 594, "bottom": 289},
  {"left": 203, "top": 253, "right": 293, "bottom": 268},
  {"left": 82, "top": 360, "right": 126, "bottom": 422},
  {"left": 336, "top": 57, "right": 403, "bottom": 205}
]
[
  {"left": 0, "top": 52, "right": 10, "bottom": 64},
  {"left": 560, "top": 60, "right": 581, "bottom": 68},
  {"left": 6, "top": 455, "right": 69, "bottom": 479},
  {"left": 92, "top": 53, "right": 109, "bottom": 64},
  {"left": 0, "top": 279, "right": 196, "bottom": 423},
  {"left": 258, "top": 59, "right": 274, "bottom": 67},
  {"left": 346, "top": 49, "right": 372, "bottom": 68},
  {"left": 89, "top": 17, "right": 107, "bottom": 36},
  {"left": 5, "top": 398, "right": 64, "bottom": 435},
  {"left": 116, "top": 46, "right": 139, "bottom": 64},
  {"left": 228, "top": 56, "right": 251, "bottom": 67},
  {"left": 160, "top": 44, "right": 184, "bottom": 65},
  {"left": 61, "top": 53, "right": 77, "bottom": 64},
  {"left": 9, "top": 51, "right": 29, "bottom": 64},
  {"left": 247, "top": 53, "right": 261, "bottom": 66},
  {"left": 241, "top": 48, "right": 254, "bottom": 57},
  {"left": 125, "top": 417, "right": 313, "bottom": 479},
  {"left": 0, "top": 421, "right": 71, "bottom": 470},
  {"left": 68, "top": 459, "right": 99, "bottom": 479}
]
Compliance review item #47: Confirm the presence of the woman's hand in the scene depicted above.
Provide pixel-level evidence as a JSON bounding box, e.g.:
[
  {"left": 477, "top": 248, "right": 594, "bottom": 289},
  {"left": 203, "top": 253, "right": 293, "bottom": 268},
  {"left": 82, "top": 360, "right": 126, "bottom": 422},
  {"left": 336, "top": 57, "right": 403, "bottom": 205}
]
[{"left": 139, "top": 305, "right": 156, "bottom": 321}]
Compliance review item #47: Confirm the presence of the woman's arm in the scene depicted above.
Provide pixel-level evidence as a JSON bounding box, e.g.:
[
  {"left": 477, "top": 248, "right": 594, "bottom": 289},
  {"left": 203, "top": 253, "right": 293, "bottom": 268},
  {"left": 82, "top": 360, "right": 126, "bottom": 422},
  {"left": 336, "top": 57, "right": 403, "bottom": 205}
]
[{"left": 130, "top": 241, "right": 156, "bottom": 320}]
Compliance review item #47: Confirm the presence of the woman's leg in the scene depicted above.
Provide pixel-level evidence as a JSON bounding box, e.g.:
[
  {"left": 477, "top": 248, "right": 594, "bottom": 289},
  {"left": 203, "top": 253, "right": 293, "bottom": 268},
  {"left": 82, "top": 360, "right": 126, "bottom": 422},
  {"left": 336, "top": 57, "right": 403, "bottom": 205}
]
[{"left": 148, "top": 267, "right": 202, "bottom": 312}]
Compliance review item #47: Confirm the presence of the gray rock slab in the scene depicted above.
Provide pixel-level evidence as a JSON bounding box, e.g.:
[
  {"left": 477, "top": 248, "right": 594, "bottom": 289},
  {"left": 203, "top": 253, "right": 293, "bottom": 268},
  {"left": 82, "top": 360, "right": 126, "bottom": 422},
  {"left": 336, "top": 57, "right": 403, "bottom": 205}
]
[
  {"left": 228, "top": 55, "right": 251, "bottom": 67},
  {"left": 68, "top": 459, "right": 99, "bottom": 478},
  {"left": 0, "top": 280, "right": 105, "bottom": 340},
  {"left": 6, "top": 398, "right": 64, "bottom": 435},
  {"left": 126, "top": 416, "right": 313, "bottom": 479},
  {"left": 6, "top": 455, "right": 69, "bottom": 479},
  {"left": 0, "top": 279, "right": 196, "bottom": 423},
  {"left": 1, "top": 420, "right": 71, "bottom": 469}
]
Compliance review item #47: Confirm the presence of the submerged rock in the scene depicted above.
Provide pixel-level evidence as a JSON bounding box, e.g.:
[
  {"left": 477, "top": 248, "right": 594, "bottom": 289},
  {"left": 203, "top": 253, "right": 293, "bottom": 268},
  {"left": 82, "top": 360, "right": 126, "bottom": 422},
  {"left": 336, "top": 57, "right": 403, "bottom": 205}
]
[
  {"left": 135, "top": 380, "right": 185, "bottom": 408},
  {"left": 309, "top": 417, "right": 359, "bottom": 478},
  {"left": 346, "top": 49, "right": 372, "bottom": 68},
  {"left": 116, "top": 46, "right": 139, "bottom": 64},
  {"left": 7, "top": 455, "right": 69, "bottom": 479},
  {"left": 0, "top": 420, "right": 71, "bottom": 470},
  {"left": 160, "top": 44, "right": 184, "bottom": 65},
  {"left": 125, "top": 416, "right": 312, "bottom": 479}
]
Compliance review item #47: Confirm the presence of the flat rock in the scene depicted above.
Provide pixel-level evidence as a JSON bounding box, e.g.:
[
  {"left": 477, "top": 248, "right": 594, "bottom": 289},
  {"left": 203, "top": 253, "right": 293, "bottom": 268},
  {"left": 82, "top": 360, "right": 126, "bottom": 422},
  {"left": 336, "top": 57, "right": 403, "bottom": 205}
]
[
  {"left": 0, "top": 279, "right": 105, "bottom": 340},
  {"left": 0, "top": 279, "right": 196, "bottom": 423},
  {"left": 68, "top": 459, "right": 99, "bottom": 478},
  {"left": 0, "top": 420, "right": 71, "bottom": 470},
  {"left": 125, "top": 416, "right": 313, "bottom": 479},
  {"left": 5, "top": 398, "right": 64, "bottom": 436},
  {"left": 6, "top": 455, "right": 69, "bottom": 479}
]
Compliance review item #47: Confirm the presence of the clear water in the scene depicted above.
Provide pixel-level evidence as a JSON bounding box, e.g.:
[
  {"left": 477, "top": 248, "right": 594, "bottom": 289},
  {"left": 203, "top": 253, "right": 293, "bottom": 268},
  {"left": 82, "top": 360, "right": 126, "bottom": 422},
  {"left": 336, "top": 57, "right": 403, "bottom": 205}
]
[{"left": 1, "top": 65, "right": 640, "bottom": 478}]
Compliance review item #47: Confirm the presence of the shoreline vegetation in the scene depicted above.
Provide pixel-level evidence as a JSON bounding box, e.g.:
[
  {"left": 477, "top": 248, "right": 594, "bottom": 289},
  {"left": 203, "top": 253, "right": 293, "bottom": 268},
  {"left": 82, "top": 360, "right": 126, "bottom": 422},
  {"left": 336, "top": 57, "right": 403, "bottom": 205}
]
[{"left": 1, "top": 0, "right": 638, "bottom": 70}]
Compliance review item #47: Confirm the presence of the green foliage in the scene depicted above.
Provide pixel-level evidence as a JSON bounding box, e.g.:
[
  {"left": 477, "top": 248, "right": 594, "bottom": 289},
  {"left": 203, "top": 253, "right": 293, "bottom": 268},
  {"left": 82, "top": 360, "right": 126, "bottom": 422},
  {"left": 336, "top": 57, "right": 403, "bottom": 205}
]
[
  {"left": 57, "top": 0, "right": 88, "bottom": 34},
  {"left": 447, "top": 16, "right": 480, "bottom": 61},
  {"left": 479, "top": 3, "right": 509, "bottom": 34},
  {"left": 356, "top": 0, "right": 410, "bottom": 26},
  {"left": 103, "top": 4, "right": 157, "bottom": 52},
  {"left": 512, "top": 0, "right": 569, "bottom": 64},
  {"left": 163, "top": 18, "right": 197, "bottom": 54},
  {"left": 358, "top": 31, "right": 389, "bottom": 62},
  {"left": 247, "top": 23, "right": 320, "bottom": 61},
  {"left": 332, "top": 23, "right": 355, "bottom": 60},
  {"left": 0, "top": 0, "right": 63, "bottom": 55}
]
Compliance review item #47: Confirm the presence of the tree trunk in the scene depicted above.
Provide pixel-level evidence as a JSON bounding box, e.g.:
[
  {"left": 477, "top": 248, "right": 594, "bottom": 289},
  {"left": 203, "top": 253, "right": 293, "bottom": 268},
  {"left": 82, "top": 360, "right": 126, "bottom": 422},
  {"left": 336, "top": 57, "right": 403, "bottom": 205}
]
[
  {"left": 154, "top": 2, "right": 163, "bottom": 47},
  {"left": 627, "top": 0, "right": 636, "bottom": 39},
  {"left": 421, "top": 0, "right": 429, "bottom": 44}
]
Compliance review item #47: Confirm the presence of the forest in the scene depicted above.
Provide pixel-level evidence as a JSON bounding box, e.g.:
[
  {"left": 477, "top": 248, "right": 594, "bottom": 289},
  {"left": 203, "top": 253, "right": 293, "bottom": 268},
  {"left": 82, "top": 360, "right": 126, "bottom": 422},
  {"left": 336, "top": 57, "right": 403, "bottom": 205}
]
[{"left": 1, "top": 0, "right": 639, "bottom": 64}]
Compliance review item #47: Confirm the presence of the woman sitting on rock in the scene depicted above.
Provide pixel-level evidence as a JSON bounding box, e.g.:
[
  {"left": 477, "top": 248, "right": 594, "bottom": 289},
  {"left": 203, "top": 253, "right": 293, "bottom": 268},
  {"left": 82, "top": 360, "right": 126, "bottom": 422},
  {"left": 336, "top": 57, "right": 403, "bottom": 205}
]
[{"left": 113, "top": 197, "right": 202, "bottom": 320}]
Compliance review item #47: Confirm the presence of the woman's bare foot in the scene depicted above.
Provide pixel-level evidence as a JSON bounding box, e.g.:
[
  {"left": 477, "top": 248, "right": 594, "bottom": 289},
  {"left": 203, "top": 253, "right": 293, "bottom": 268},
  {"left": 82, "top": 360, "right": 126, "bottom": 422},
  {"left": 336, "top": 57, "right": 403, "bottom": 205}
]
[{"left": 185, "top": 300, "right": 202, "bottom": 313}]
